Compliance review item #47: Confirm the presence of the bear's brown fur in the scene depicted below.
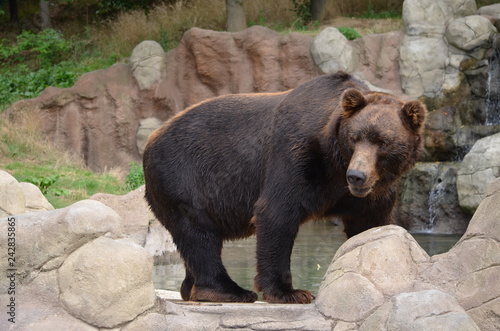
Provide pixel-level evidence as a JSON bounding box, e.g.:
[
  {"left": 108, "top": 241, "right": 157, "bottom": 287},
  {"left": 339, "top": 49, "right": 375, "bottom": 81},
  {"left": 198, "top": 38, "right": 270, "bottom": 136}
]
[{"left": 143, "top": 71, "right": 427, "bottom": 304}]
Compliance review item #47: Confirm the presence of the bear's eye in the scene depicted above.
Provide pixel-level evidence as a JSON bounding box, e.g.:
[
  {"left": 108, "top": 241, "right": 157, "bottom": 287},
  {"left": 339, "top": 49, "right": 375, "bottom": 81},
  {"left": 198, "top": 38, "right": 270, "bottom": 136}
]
[{"left": 377, "top": 140, "right": 393, "bottom": 153}]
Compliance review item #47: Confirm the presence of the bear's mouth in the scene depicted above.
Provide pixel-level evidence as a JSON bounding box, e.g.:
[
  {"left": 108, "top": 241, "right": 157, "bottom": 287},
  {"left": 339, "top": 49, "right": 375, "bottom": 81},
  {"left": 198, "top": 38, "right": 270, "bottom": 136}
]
[{"left": 348, "top": 185, "right": 372, "bottom": 198}]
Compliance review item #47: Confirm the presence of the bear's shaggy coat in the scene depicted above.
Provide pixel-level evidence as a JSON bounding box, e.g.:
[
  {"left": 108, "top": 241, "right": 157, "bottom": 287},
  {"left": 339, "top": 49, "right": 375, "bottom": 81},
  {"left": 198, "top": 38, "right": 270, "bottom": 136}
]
[{"left": 143, "top": 71, "right": 427, "bottom": 304}]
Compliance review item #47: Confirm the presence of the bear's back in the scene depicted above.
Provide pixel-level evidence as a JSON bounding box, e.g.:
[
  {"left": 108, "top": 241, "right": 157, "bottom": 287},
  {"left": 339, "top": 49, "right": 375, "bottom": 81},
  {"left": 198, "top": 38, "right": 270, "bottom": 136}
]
[{"left": 143, "top": 92, "right": 288, "bottom": 231}]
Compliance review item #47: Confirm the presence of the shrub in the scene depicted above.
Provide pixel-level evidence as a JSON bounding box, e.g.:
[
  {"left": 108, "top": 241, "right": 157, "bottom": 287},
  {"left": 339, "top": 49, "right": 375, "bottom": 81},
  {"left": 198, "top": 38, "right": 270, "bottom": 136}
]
[
  {"left": 291, "top": 0, "right": 312, "bottom": 24},
  {"left": 125, "top": 162, "right": 145, "bottom": 190},
  {"left": 338, "top": 26, "right": 362, "bottom": 40},
  {"left": 0, "top": 29, "right": 72, "bottom": 68},
  {"left": 0, "top": 28, "right": 117, "bottom": 111},
  {"left": 27, "top": 175, "right": 61, "bottom": 194}
]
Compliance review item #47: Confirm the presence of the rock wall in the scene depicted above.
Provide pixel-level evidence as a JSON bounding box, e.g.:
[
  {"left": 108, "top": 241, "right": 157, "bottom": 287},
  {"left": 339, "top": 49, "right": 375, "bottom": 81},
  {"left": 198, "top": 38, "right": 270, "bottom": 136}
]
[
  {"left": 1, "top": 178, "right": 498, "bottom": 330},
  {"left": 4, "top": 26, "right": 319, "bottom": 172},
  {"left": 457, "top": 132, "right": 500, "bottom": 213}
]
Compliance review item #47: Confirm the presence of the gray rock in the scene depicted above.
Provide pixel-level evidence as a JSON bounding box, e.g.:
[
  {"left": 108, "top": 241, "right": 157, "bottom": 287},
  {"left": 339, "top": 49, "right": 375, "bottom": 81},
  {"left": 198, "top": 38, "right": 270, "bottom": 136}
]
[
  {"left": 59, "top": 237, "right": 155, "bottom": 328},
  {"left": 19, "top": 182, "right": 54, "bottom": 213},
  {"left": 121, "top": 313, "right": 168, "bottom": 331},
  {"left": 445, "top": 16, "right": 497, "bottom": 51},
  {"left": 90, "top": 185, "right": 153, "bottom": 246},
  {"left": 403, "top": 0, "right": 477, "bottom": 37},
  {"left": 0, "top": 269, "right": 97, "bottom": 331},
  {"left": 478, "top": 3, "right": 500, "bottom": 19},
  {"left": 457, "top": 133, "right": 500, "bottom": 213},
  {"left": 130, "top": 40, "right": 165, "bottom": 90},
  {"left": 90, "top": 185, "right": 176, "bottom": 253},
  {"left": 311, "top": 27, "right": 357, "bottom": 74},
  {"left": 360, "top": 290, "right": 480, "bottom": 331},
  {"left": 0, "top": 200, "right": 123, "bottom": 290},
  {"left": 137, "top": 117, "right": 163, "bottom": 155},
  {"left": 154, "top": 294, "right": 332, "bottom": 331},
  {"left": 0, "top": 170, "right": 25, "bottom": 217},
  {"left": 316, "top": 225, "right": 429, "bottom": 322},
  {"left": 399, "top": 35, "right": 448, "bottom": 97},
  {"left": 316, "top": 271, "right": 385, "bottom": 322}
]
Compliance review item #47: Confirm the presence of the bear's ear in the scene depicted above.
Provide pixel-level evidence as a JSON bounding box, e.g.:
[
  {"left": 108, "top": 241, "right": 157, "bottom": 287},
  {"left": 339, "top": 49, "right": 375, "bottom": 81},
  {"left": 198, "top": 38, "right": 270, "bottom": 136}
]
[
  {"left": 400, "top": 100, "right": 427, "bottom": 133},
  {"left": 341, "top": 88, "right": 366, "bottom": 118}
]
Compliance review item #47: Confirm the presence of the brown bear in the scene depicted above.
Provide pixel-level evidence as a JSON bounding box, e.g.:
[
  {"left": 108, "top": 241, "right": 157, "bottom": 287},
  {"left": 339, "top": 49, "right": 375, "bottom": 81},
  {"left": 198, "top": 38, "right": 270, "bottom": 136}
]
[{"left": 143, "top": 71, "right": 426, "bottom": 304}]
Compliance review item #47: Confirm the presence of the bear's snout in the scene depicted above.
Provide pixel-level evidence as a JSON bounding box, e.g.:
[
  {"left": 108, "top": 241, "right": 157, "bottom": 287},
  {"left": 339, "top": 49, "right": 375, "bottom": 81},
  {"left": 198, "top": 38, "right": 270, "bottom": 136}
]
[
  {"left": 346, "top": 142, "right": 379, "bottom": 197},
  {"left": 347, "top": 169, "right": 366, "bottom": 187}
]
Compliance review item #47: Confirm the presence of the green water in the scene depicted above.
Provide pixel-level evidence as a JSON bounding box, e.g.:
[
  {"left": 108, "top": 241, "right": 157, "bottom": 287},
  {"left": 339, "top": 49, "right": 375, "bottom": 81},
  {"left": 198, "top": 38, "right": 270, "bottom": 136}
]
[{"left": 153, "top": 221, "right": 461, "bottom": 295}]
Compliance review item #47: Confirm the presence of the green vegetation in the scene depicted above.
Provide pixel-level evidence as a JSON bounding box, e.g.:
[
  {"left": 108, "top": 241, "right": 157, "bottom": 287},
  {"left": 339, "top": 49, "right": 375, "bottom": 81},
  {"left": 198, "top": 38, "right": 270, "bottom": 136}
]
[
  {"left": 0, "top": 28, "right": 117, "bottom": 110},
  {"left": 0, "top": 0, "right": 406, "bottom": 208},
  {"left": 25, "top": 174, "right": 62, "bottom": 195},
  {"left": 338, "top": 26, "right": 362, "bottom": 40},
  {"left": 125, "top": 162, "right": 145, "bottom": 191},
  {"left": 291, "top": 0, "right": 312, "bottom": 24},
  {"left": 5, "top": 161, "right": 128, "bottom": 209}
]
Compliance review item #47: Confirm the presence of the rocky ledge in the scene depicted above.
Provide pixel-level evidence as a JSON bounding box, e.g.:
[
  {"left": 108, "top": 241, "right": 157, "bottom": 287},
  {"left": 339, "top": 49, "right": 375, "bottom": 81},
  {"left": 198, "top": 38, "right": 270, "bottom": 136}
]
[{"left": 1, "top": 177, "right": 499, "bottom": 330}]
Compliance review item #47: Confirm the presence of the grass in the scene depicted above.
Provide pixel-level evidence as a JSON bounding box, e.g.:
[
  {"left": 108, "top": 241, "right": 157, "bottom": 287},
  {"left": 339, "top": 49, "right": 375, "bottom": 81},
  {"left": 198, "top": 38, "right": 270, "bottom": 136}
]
[{"left": 3, "top": 161, "right": 128, "bottom": 209}]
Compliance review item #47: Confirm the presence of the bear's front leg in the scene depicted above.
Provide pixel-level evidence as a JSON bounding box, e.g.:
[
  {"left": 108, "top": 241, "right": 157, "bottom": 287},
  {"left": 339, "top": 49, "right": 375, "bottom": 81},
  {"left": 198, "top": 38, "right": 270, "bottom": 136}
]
[{"left": 253, "top": 208, "right": 315, "bottom": 304}]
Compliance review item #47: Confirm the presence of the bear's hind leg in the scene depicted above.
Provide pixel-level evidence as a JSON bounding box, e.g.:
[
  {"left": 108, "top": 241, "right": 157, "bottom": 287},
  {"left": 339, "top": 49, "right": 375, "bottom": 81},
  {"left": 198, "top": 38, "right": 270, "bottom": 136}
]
[{"left": 173, "top": 214, "right": 257, "bottom": 303}]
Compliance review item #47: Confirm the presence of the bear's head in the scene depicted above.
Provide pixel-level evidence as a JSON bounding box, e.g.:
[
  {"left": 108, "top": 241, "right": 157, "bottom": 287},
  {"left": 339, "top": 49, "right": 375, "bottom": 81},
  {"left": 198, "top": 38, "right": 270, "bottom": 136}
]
[{"left": 338, "top": 88, "right": 427, "bottom": 198}]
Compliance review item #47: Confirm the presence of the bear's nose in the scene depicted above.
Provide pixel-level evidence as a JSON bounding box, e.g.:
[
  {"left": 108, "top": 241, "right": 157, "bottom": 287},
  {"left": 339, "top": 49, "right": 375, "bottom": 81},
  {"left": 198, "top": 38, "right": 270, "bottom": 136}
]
[{"left": 347, "top": 169, "right": 367, "bottom": 187}]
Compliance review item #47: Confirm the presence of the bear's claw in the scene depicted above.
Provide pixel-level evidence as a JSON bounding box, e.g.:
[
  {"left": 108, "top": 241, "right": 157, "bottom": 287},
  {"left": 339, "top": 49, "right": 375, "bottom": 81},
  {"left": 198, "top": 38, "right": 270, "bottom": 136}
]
[{"left": 263, "top": 289, "right": 315, "bottom": 304}]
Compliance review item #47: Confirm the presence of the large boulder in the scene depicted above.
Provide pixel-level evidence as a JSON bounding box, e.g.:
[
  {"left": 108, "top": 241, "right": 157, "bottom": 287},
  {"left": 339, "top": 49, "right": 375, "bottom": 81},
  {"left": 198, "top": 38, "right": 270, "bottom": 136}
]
[
  {"left": 90, "top": 186, "right": 153, "bottom": 246},
  {"left": 311, "top": 27, "right": 357, "bottom": 74},
  {"left": 7, "top": 63, "right": 144, "bottom": 172},
  {"left": 316, "top": 226, "right": 429, "bottom": 323},
  {"left": 360, "top": 290, "right": 480, "bottom": 331},
  {"left": 90, "top": 185, "right": 176, "bottom": 254},
  {"left": 399, "top": 35, "right": 448, "bottom": 98},
  {"left": 19, "top": 182, "right": 54, "bottom": 213},
  {"left": 315, "top": 180, "right": 500, "bottom": 330},
  {"left": 445, "top": 15, "right": 497, "bottom": 51},
  {"left": 457, "top": 133, "right": 500, "bottom": 213},
  {"left": 59, "top": 237, "right": 155, "bottom": 328},
  {"left": 478, "top": 4, "right": 500, "bottom": 30},
  {"left": 0, "top": 170, "right": 25, "bottom": 217},
  {"left": 130, "top": 40, "right": 165, "bottom": 90},
  {"left": 402, "top": 0, "right": 477, "bottom": 37},
  {"left": 0, "top": 200, "right": 123, "bottom": 285},
  {"left": 0, "top": 199, "right": 155, "bottom": 330},
  {"left": 0, "top": 170, "right": 55, "bottom": 217}
]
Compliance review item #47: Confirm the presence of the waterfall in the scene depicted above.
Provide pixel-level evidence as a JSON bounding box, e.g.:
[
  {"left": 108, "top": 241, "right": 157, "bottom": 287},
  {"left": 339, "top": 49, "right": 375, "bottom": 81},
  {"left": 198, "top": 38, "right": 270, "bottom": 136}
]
[
  {"left": 427, "top": 178, "right": 445, "bottom": 232},
  {"left": 486, "top": 34, "right": 500, "bottom": 125}
]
